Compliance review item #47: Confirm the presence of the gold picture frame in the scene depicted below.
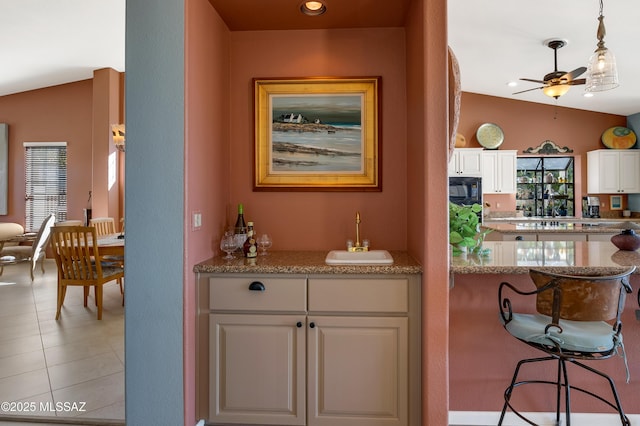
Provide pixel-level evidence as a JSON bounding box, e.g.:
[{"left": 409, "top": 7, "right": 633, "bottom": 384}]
[
  {"left": 254, "top": 77, "right": 381, "bottom": 191},
  {"left": 610, "top": 195, "right": 623, "bottom": 210}
]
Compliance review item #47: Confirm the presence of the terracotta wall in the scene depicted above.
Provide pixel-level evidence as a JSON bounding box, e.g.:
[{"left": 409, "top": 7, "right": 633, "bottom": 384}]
[
  {"left": 227, "top": 28, "right": 408, "bottom": 251},
  {"left": 0, "top": 81, "right": 93, "bottom": 228},
  {"left": 457, "top": 92, "right": 628, "bottom": 213},
  {"left": 184, "top": 1, "right": 230, "bottom": 424},
  {"left": 450, "top": 273, "right": 640, "bottom": 415}
]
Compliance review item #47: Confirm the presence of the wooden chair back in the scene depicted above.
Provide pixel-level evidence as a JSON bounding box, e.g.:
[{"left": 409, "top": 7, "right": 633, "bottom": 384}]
[
  {"left": 56, "top": 220, "right": 83, "bottom": 226},
  {"left": 89, "top": 217, "right": 116, "bottom": 236}
]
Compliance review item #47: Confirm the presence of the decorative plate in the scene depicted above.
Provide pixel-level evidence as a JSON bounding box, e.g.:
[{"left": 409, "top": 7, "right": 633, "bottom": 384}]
[
  {"left": 476, "top": 123, "right": 504, "bottom": 149},
  {"left": 601, "top": 126, "right": 637, "bottom": 149}
]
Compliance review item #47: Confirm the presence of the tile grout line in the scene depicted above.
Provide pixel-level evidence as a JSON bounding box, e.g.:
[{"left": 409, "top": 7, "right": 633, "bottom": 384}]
[{"left": 30, "top": 274, "right": 57, "bottom": 415}]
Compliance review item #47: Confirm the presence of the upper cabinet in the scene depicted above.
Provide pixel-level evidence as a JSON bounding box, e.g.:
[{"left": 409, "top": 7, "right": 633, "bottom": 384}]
[
  {"left": 481, "top": 150, "right": 517, "bottom": 194},
  {"left": 448, "top": 148, "right": 483, "bottom": 176},
  {"left": 587, "top": 150, "right": 640, "bottom": 194}
]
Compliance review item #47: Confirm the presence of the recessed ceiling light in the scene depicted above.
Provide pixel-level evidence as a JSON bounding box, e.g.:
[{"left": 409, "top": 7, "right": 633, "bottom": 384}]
[
  {"left": 583, "top": 92, "right": 595, "bottom": 98},
  {"left": 507, "top": 81, "right": 518, "bottom": 88},
  {"left": 301, "top": 1, "right": 326, "bottom": 16}
]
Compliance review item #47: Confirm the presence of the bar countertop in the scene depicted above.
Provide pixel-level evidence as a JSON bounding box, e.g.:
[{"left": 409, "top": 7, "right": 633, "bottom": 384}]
[
  {"left": 451, "top": 241, "right": 640, "bottom": 275},
  {"left": 482, "top": 223, "right": 624, "bottom": 234},
  {"left": 194, "top": 250, "right": 422, "bottom": 275}
]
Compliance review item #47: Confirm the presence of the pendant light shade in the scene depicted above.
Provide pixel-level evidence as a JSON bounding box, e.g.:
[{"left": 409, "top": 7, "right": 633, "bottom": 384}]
[{"left": 585, "top": 1, "right": 619, "bottom": 92}]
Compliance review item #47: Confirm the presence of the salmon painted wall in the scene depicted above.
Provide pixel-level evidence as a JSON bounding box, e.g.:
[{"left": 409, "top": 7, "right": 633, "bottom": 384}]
[
  {"left": 458, "top": 92, "right": 627, "bottom": 213},
  {"left": 0, "top": 81, "right": 93, "bottom": 229},
  {"left": 405, "top": 0, "right": 450, "bottom": 424},
  {"left": 184, "top": 1, "right": 230, "bottom": 424},
  {"left": 450, "top": 273, "right": 640, "bottom": 415},
  {"left": 227, "top": 28, "right": 408, "bottom": 251}
]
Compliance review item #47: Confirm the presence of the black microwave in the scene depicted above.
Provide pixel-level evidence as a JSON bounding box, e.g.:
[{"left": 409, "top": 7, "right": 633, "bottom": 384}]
[{"left": 449, "top": 176, "right": 482, "bottom": 206}]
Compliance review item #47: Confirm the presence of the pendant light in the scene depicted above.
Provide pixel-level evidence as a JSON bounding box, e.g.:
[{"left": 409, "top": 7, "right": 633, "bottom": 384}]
[{"left": 585, "top": 0, "right": 619, "bottom": 92}]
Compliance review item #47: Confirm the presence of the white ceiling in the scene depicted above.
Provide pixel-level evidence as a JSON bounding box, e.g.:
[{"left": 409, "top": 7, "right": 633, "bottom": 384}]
[
  {"left": 448, "top": 0, "right": 640, "bottom": 117},
  {"left": 0, "top": 0, "right": 125, "bottom": 97},
  {"left": 2, "top": 1, "right": 637, "bottom": 117}
]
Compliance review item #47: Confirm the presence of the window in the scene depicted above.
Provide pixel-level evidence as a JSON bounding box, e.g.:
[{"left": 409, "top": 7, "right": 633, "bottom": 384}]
[{"left": 24, "top": 142, "right": 67, "bottom": 231}]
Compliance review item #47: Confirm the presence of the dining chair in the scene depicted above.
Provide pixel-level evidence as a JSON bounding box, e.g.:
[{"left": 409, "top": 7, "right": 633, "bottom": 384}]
[
  {"left": 89, "top": 216, "right": 124, "bottom": 294},
  {"left": 89, "top": 217, "right": 116, "bottom": 236},
  {"left": 498, "top": 267, "right": 636, "bottom": 426},
  {"left": 0, "top": 213, "right": 56, "bottom": 281},
  {"left": 49, "top": 225, "right": 124, "bottom": 320}
]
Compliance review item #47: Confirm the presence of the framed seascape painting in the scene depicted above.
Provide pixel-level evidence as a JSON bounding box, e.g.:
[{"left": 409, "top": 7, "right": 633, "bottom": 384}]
[{"left": 253, "top": 77, "right": 381, "bottom": 191}]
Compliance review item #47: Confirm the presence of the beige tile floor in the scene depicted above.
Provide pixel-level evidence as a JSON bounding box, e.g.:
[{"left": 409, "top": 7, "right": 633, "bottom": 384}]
[{"left": 0, "top": 259, "right": 124, "bottom": 425}]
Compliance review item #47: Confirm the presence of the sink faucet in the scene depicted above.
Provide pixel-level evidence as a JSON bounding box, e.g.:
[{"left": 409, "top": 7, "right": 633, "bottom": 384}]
[{"left": 348, "top": 211, "right": 369, "bottom": 252}]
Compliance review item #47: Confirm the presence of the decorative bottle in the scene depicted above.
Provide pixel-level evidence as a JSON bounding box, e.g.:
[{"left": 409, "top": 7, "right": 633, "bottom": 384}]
[
  {"left": 84, "top": 191, "right": 92, "bottom": 226},
  {"left": 233, "top": 203, "right": 247, "bottom": 248},
  {"left": 243, "top": 222, "right": 258, "bottom": 258}
]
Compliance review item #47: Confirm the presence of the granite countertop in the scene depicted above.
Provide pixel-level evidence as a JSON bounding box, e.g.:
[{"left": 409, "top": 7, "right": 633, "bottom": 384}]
[
  {"left": 194, "top": 250, "right": 422, "bottom": 275},
  {"left": 482, "top": 223, "right": 626, "bottom": 234},
  {"left": 451, "top": 241, "right": 639, "bottom": 275}
]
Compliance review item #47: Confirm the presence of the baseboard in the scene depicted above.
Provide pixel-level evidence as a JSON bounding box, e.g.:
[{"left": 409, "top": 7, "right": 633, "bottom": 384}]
[{"left": 449, "top": 410, "right": 640, "bottom": 425}]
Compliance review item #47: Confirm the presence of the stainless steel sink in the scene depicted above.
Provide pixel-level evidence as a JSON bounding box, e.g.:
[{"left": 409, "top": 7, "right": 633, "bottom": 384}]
[{"left": 325, "top": 250, "right": 394, "bottom": 265}]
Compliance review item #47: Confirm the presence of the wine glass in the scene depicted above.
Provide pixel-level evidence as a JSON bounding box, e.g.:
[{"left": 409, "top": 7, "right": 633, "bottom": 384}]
[
  {"left": 258, "top": 234, "right": 272, "bottom": 255},
  {"left": 220, "top": 232, "right": 238, "bottom": 260}
]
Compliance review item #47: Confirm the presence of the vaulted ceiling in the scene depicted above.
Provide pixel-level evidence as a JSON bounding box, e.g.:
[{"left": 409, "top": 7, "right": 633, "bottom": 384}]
[{"left": 3, "top": 0, "right": 638, "bottom": 117}]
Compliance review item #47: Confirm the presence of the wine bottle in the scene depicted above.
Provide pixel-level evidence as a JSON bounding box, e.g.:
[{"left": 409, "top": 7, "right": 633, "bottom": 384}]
[
  {"left": 243, "top": 222, "right": 258, "bottom": 258},
  {"left": 233, "top": 203, "right": 247, "bottom": 248},
  {"left": 84, "top": 191, "right": 92, "bottom": 226}
]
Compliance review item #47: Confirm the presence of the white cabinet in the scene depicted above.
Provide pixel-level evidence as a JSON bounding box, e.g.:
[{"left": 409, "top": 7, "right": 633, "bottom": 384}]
[
  {"left": 587, "top": 150, "right": 640, "bottom": 194},
  {"left": 537, "top": 233, "right": 587, "bottom": 242},
  {"left": 208, "top": 277, "right": 307, "bottom": 425},
  {"left": 449, "top": 148, "right": 483, "bottom": 176},
  {"left": 481, "top": 150, "right": 517, "bottom": 194},
  {"left": 210, "top": 314, "right": 306, "bottom": 425},
  {"left": 200, "top": 274, "right": 421, "bottom": 426}
]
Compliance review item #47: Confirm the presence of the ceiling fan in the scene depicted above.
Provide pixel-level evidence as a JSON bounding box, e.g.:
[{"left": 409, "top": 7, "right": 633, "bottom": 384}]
[{"left": 513, "top": 39, "right": 587, "bottom": 99}]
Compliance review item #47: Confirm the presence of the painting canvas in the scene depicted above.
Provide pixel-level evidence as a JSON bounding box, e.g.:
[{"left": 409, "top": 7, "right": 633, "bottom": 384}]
[
  {"left": 610, "top": 195, "right": 622, "bottom": 210},
  {"left": 254, "top": 77, "right": 380, "bottom": 191}
]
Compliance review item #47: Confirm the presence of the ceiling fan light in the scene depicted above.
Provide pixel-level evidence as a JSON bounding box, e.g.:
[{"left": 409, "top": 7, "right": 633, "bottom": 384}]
[
  {"left": 542, "top": 84, "right": 571, "bottom": 99},
  {"left": 585, "top": 47, "right": 619, "bottom": 92}
]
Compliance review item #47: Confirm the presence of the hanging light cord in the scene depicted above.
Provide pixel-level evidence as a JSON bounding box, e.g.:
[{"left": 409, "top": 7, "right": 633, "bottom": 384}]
[{"left": 596, "top": 0, "right": 606, "bottom": 49}]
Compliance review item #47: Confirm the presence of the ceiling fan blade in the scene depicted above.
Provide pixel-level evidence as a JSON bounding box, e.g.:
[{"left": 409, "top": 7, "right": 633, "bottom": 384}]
[
  {"left": 562, "top": 66, "right": 587, "bottom": 81},
  {"left": 513, "top": 86, "right": 544, "bottom": 95},
  {"left": 520, "top": 78, "right": 547, "bottom": 84},
  {"left": 568, "top": 78, "right": 586, "bottom": 86}
]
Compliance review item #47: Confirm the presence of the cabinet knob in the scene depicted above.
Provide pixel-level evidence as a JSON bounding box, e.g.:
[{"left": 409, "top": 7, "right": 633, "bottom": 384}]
[
  {"left": 515, "top": 236, "right": 523, "bottom": 241},
  {"left": 309, "top": 322, "right": 316, "bottom": 328},
  {"left": 248, "top": 281, "right": 265, "bottom": 291},
  {"left": 296, "top": 321, "right": 303, "bottom": 328}
]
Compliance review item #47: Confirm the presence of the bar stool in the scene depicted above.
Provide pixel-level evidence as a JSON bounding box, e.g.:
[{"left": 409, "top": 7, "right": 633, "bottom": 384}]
[{"left": 498, "top": 267, "right": 636, "bottom": 426}]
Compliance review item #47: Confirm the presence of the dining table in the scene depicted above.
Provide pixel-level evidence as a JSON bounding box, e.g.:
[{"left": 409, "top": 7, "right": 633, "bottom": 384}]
[{"left": 96, "top": 233, "right": 125, "bottom": 257}]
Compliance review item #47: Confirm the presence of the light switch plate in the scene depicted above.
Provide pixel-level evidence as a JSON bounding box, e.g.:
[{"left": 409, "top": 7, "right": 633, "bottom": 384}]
[{"left": 192, "top": 211, "right": 202, "bottom": 230}]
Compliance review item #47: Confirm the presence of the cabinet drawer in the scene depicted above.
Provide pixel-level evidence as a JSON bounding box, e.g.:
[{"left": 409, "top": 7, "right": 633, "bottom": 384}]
[
  {"left": 308, "top": 278, "right": 409, "bottom": 313},
  {"left": 210, "top": 277, "right": 306, "bottom": 312}
]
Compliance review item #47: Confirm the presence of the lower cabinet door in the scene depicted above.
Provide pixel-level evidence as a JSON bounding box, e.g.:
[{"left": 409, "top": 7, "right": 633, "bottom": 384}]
[
  {"left": 307, "top": 316, "right": 408, "bottom": 426},
  {"left": 209, "top": 314, "right": 306, "bottom": 425}
]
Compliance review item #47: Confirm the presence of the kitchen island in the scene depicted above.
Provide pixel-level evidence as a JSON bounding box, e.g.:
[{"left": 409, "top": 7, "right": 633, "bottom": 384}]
[
  {"left": 449, "top": 240, "right": 640, "bottom": 424},
  {"left": 452, "top": 240, "right": 640, "bottom": 275},
  {"left": 482, "top": 221, "right": 636, "bottom": 242}
]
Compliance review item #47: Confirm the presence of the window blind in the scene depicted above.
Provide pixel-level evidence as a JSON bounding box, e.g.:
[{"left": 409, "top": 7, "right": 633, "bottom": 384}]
[{"left": 24, "top": 142, "right": 68, "bottom": 231}]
